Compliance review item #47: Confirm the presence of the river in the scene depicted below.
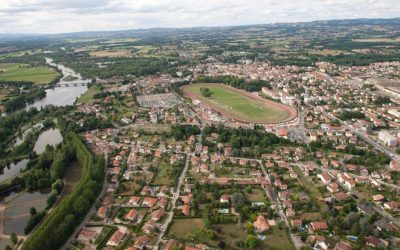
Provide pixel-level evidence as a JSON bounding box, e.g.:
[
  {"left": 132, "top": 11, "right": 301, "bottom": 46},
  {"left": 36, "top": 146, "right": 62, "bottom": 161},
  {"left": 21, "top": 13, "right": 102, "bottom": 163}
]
[{"left": 24, "top": 58, "right": 90, "bottom": 110}]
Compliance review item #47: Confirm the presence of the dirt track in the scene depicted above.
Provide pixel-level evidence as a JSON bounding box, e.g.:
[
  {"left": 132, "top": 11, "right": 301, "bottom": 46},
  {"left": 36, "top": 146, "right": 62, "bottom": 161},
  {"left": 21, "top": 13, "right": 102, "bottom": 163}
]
[{"left": 181, "top": 83, "right": 298, "bottom": 124}]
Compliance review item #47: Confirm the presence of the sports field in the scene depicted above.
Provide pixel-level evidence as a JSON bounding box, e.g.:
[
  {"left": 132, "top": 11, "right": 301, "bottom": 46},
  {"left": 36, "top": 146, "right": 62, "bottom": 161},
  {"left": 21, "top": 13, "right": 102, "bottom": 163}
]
[
  {"left": 0, "top": 63, "right": 60, "bottom": 84},
  {"left": 181, "top": 83, "right": 297, "bottom": 123}
]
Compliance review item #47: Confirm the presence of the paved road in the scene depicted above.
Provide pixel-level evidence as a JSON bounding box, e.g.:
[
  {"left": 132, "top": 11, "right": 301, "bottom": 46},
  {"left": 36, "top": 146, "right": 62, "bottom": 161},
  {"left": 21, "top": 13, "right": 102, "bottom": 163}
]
[
  {"left": 260, "top": 161, "right": 303, "bottom": 250},
  {"left": 152, "top": 151, "right": 192, "bottom": 250}
]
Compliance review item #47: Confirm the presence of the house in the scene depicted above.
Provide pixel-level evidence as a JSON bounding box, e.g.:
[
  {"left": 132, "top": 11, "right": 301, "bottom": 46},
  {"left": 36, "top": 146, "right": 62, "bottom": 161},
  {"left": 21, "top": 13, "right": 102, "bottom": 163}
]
[
  {"left": 357, "top": 203, "right": 376, "bottom": 216},
  {"left": 276, "top": 128, "right": 289, "bottom": 138},
  {"left": 327, "top": 182, "right": 339, "bottom": 193},
  {"left": 151, "top": 209, "right": 165, "bottom": 221},
  {"left": 97, "top": 206, "right": 108, "bottom": 218},
  {"left": 253, "top": 215, "right": 270, "bottom": 233},
  {"left": 181, "top": 194, "right": 192, "bottom": 204},
  {"left": 182, "top": 205, "right": 190, "bottom": 216},
  {"left": 310, "top": 221, "right": 328, "bottom": 231},
  {"left": 142, "top": 197, "right": 158, "bottom": 207},
  {"left": 142, "top": 221, "right": 156, "bottom": 234},
  {"left": 384, "top": 201, "right": 399, "bottom": 210},
  {"left": 286, "top": 208, "right": 295, "bottom": 217},
  {"left": 318, "top": 173, "right": 332, "bottom": 184},
  {"left": 106, "top": 230, "right": 124, "bottom": 246},
  {"left": 200, "top": 164, "right": 209, "bottom": 173},
  {"left": 375, "top": 218, "right": 400, "bottom": 232},
  {"left": 134, "top": 235, "right": 150, "bottom": 249},
  {"left": 372, "top": 194, "right": 385, "bottom": 202},
  {"left": 365, "top": 235, "right": 379, "bottom": 248},
  {"left": 128, "top": 196, "right": 141, "bottom": 206},
  {"left": 220, "top": 194, "right": 230, "bottom": 203},
  {"left": 389, "top": 160, "right": 400, "bottom": 171},
  {"left": 344, "top": 179, "right": 356, "bottom": 190},
  {"left": 164, "top": 239, "right": 180, "bottom": 250},
  {"left": 291, "top": 219, "right": 302, "bottom": 228},
  {"left": 141, "top": 186, "right": 153, "bottom": 196},
  {"left": 77, "top": 228, "right": 98, "bottom": 244},
  {"left": 333, "top": 192, "right": 350, "bottom": 202},
  {"left": 125, "top": 209, "right": 138, "bottom": 222},
  {"left": 333, "top": 241, "right": 352, "bottom": 250}
]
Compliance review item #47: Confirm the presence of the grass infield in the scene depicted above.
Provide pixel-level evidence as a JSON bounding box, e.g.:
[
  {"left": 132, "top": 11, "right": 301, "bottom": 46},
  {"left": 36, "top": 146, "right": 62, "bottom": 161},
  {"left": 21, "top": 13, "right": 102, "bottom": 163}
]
[{"left": 181, "top": 83, "right": 297, "bottom": 124}]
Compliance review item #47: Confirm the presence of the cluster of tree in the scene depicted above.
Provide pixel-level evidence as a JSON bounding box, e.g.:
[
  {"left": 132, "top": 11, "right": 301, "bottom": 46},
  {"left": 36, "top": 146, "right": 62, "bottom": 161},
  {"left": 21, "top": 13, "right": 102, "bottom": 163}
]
[
  {"left": 343, "top": 148, "right": 389, "bottom": 171},
  {"left": 70, "top": 113, "right": 114, "bottom": 133},
  {"left": 0, "top": 109, "right": 39, "bottom": 157},
  {"left": 51, "top": 52, "right": 170, "bottom": 79},
  {"left": 24, "top": 209, "right": 46, "bottom": 234},
  {"left": 339, "top": 110, "right": 366, "bottom": 120},
  {"left": 170, "top": 124, "right": 200, "bottom": 140},
  {"left": 200, "top": 87, "right": 212, "bottom": 97},
  {"left": 21, "top": 131, "right": 105, "bottom": 250},
  {"left": 195, "top": 76, "right": 272, "bottom": 92},
  {"left": 374, "top": 96, "right": 391, "bottom": 106},
  {"left": 3, "top": 88, "right": 46, "bottom": 112},
  {"left": 203, "top": 124, "right": 289, "bottom": 157}
]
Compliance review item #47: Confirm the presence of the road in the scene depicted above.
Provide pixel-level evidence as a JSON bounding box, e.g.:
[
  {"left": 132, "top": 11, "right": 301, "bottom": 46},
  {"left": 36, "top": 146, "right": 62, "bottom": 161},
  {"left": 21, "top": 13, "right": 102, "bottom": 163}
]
[
  {"left": 259, "top": 160, "right": 303, "bottom": 249},
  {"left": 152, "top": 148, "right": 192, "bottom": 249},
  {"left": 311, "top": 104, "right": 400, "bottom": 161}
]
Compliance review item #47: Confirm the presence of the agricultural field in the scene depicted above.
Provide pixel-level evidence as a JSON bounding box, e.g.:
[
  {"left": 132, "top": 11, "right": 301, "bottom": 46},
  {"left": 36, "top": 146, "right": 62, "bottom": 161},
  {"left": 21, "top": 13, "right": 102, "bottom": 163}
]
[
  {"left": 0, "top": 63, "right": 60, "bottom": 84},
  {"left": 89, "top": 49, "right": 135, "bottom": 58},
  {"left": 181, "top": 83, "right": 296, "bottom": 123}
]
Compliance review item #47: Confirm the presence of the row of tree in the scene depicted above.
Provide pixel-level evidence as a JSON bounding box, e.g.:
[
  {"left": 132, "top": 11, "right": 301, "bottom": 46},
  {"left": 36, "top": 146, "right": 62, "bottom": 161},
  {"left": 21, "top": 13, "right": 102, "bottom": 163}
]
[
  {"left": 195, "top": 76, "right": 272, "bottom": 92},
  {"left": 21, "top": 131, "right": 105, "bottom": 250}
]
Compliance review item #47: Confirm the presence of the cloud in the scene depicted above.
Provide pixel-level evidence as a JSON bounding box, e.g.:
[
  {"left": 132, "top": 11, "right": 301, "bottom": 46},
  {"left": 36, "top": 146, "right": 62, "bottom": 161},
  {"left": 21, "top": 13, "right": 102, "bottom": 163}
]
[{"left": 0, "top": 0, "right": 399, "bottom": 34}]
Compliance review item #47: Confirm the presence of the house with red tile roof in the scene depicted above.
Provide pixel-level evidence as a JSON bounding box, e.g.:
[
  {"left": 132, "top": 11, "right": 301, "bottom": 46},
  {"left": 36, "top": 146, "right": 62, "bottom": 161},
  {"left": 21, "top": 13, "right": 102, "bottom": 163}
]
[
  {"left": 310, "top": 221, "right": 328, "bottom": 231},
  {"left": 106, "top": 230, "right": 125, "bottom": 247},
  {"left": 253, "top": 215, "right": 270, "bottom": 233},
  {"left": 142, "top": 197, "right": 158, "bottom": 207},
  {"left": 125, "top": 208, "right": 138, "bottom": 222},
  {"left": 134, "top": 235, "right": 150, "bottom": 249}
]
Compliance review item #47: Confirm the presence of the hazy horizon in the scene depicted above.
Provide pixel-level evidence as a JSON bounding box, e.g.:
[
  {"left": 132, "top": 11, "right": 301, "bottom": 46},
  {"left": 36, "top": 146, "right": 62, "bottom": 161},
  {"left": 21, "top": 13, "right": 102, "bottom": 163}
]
[{"left": 0, "top": 0, "right": 399, "bottom": 34}]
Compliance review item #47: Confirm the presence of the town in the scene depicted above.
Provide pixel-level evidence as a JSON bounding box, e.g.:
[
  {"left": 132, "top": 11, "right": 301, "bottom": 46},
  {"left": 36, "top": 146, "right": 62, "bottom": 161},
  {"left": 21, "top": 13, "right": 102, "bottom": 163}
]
[{"left": 0, "top": 17, "right": 399, "bottom": 250}]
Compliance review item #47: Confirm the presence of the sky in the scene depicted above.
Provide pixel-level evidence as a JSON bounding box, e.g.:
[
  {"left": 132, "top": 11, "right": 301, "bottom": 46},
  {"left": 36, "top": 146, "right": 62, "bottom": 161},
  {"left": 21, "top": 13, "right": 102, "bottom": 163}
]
[{"left": 0, "top": 0, "right": 399, "bottom": 34}]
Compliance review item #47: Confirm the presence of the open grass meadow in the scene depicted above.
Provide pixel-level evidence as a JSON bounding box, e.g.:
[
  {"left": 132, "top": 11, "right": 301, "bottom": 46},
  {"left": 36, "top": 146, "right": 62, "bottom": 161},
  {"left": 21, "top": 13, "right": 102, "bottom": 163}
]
[
  {"left": 181, "top": 83, "right": 293, "bottom": 123},
  {"left": 0, "top": 63, "right": 60, "bottom": 84}
]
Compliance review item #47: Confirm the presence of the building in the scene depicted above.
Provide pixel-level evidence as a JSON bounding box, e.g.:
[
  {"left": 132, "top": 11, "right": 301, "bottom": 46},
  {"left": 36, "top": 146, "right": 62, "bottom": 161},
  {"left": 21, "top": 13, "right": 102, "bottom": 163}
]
[
  {"left": 107, "top": 230, "right": 124, "bottom": 247},
  {"left": 77, "top": 228, "right": 98, "bottom": 244},
  {"left": 310, "top": 221, "right": 328, "bottom": 231},
  {"left": 378, "top": 130, "right": 398, "bottom": 147},
  {"left": 333, "top": 241, "right": 352, "bottom": 250},
  {"left": 253, "top": 215, "right": 270, "bottom": 233},
  {"left": 134, "top": 235, "right": 150, "bottom": 249}
]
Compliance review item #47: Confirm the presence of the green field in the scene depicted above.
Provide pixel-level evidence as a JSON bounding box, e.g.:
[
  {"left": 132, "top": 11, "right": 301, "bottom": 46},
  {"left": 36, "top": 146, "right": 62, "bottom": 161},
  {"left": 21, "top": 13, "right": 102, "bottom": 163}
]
[
  {"left": 77, "top": 85, "right": 102, "bottom": 104},
  {"left": 0, "top": 63, "right": 60, "bottom": 84},
  {"left": 182, "top": 83, "right": 294, "bottom": 123}
]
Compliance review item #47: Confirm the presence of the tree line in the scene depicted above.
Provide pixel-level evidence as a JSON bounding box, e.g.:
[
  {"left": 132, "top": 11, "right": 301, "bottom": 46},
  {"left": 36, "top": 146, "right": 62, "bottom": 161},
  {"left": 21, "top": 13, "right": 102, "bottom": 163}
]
[
  {"left": 21, "top": 131, "right": 105, "bottom": 250},
  {"left": 195, "top": 75, "right": 272, "bottom": 92}
]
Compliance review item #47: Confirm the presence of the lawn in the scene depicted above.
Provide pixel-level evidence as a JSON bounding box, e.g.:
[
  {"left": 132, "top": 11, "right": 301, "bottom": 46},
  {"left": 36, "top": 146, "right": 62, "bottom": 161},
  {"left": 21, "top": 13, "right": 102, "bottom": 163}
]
[
  {"left": 245, "top": 188, "right": 267, "bottom": 203},
  {"left": 293, "top": 166, "right": 328, "bottom": 211},
  {"left": 261, "top": 227, "right": 293, "bottom": 250},
  {"left": 0, "top": 63, "right": 60, "bottom": 84},
  {"left": 181, "top": 83, "right": 295, "bottom": 123},
  {"left": 167, "top": 218, "right": 205, "bottom": 241}
]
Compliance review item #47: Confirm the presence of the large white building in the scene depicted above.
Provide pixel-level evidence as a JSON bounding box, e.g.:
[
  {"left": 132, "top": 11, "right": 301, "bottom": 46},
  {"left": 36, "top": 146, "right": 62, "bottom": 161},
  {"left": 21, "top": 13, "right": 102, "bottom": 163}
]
[{"left": 378, "top": 130, "right": 398, "bottom": 147}]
